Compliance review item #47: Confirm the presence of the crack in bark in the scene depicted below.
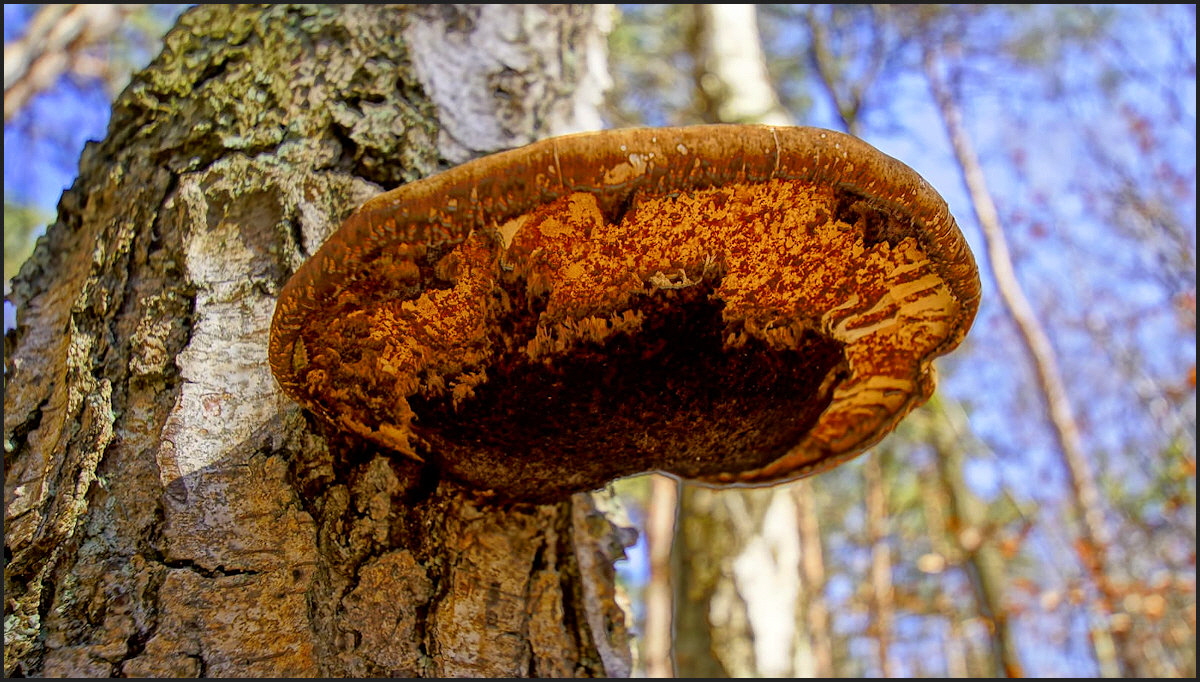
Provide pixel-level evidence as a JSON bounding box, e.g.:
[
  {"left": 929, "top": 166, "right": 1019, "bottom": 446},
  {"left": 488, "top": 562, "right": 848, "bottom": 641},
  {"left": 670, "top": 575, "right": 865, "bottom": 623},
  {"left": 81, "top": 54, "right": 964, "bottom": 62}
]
[
  {"left": 2, "top": 394, "right": 49, "bottom": 490},
  {"left": 160, "top": 559, "right": 262, "bottom": 579}
]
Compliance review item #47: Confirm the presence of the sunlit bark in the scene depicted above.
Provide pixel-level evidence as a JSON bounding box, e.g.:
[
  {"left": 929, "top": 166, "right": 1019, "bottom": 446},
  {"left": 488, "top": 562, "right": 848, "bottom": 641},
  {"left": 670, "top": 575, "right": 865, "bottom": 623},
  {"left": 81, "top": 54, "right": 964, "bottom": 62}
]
[
  {"left": 794, "top": 480, "right": 834, "bottom": 678},
  {"left": 690, "top": 3, "right": 790, "bottom": 126},
  {"left": 643, "top": 474, "right": 678, "bottom": 678}
]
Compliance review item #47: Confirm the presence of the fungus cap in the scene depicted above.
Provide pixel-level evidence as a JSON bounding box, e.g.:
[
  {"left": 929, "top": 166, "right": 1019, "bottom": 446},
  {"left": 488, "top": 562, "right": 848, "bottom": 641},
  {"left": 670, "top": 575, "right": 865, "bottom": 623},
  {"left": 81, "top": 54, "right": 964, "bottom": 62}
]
[{"left": 269, "top": 125, "right": 980, "bottom": 501}]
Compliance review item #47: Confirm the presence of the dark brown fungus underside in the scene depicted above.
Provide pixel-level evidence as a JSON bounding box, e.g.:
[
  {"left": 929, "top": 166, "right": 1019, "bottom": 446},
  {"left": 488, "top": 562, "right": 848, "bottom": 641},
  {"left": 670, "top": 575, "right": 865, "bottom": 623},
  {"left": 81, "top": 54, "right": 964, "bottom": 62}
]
[{"left": 269, "top": 125, "right": 981, "bottom": 502}]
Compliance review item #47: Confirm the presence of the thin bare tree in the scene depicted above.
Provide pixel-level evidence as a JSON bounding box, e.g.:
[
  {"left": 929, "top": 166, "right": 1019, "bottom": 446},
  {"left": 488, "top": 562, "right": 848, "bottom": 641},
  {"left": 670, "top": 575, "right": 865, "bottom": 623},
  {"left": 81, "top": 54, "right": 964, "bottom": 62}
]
[{"left": 922, "top": 42, "right": 1127, "bottom": 678}]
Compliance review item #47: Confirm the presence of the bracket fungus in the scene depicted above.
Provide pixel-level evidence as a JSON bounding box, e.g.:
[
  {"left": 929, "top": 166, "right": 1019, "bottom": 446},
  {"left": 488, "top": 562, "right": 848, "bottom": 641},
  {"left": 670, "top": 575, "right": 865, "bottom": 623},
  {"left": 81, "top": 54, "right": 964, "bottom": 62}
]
[{"left": 269, "top": 125, "right": 980, "bottom": 501}]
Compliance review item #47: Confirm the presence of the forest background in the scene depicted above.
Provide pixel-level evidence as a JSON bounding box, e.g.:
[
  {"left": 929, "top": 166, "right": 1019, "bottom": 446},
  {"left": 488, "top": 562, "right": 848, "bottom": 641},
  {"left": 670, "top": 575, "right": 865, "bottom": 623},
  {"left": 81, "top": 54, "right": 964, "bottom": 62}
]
[{"left": 4, "top": 4, "right": 1194, "bottom": 678}]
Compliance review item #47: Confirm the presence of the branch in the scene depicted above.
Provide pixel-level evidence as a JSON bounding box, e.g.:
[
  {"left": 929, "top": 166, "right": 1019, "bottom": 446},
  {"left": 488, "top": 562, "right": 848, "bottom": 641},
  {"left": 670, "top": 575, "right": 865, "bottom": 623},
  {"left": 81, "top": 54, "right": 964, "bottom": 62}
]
[
  {"left": 4, "top": 4, "right": 136, "bottom": 122},
  {"left": 923, "top": 46, "right": 1129, "bottom": 678}
]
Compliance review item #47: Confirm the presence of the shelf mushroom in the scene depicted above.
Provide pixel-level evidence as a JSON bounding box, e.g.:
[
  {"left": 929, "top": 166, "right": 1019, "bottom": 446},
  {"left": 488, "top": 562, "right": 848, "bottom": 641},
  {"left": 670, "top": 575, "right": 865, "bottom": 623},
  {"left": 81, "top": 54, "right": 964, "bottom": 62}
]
[{"left": 269, "top": 125, "right": 980, "bottom": 501}]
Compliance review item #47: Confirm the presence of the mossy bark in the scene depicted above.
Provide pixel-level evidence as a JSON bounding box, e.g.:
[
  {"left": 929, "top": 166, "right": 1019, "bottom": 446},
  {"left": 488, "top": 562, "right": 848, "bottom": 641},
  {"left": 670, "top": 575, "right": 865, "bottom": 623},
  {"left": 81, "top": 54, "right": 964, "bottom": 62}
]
[{"left": 4, "top": 5, "right": 629, "bottom": 677}]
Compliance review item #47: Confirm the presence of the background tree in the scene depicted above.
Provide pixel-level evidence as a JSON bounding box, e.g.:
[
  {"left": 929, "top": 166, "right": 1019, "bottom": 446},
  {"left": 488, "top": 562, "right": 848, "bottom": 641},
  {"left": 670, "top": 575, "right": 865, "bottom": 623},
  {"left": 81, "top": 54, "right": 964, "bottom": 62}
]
[{"left": 608, "top": 3, "right": 1194, "bottom": 677}]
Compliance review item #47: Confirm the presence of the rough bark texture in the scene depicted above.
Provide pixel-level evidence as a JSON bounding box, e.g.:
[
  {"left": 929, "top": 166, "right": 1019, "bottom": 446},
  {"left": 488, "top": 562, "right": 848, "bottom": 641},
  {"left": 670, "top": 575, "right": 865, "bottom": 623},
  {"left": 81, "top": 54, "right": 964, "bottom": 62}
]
[{"left": 3, "top": 4, "right": 632, "bottom": 677}]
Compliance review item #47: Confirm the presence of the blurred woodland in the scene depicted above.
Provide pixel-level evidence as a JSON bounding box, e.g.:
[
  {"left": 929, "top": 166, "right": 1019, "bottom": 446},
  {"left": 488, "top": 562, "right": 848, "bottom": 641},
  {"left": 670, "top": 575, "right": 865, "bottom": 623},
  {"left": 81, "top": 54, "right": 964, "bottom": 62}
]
[{"left": 4, "top": 4, "right": 1195, "bottom": 678}]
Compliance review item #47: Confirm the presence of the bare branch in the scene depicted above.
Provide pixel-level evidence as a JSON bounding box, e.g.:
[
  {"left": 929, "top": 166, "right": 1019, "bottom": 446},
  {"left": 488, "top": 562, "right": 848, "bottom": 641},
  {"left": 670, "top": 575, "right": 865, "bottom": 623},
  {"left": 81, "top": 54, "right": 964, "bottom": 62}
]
[
  {"left": 4, "top": 4, "right": 138, "bottom": 121},
  {"left": 923, "top": 45, "right": 1129, "bottom": 678}
]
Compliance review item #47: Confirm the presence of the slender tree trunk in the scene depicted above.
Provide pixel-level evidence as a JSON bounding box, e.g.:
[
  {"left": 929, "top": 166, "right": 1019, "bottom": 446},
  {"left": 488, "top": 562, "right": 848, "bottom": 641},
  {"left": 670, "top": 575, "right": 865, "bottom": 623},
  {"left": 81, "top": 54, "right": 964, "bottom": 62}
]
[
  {"left": 863, "top": 454, "right": 895, "bottom": 677},
  {"left": 669, "top": 486, "right": 740, "bottom": 677},
  {"left": 793, "top": 480, "right": 834, "bottom": 678},
  {"left": 690, "top": 4, "right": 790, "bottom": 126},
  {"left": 924, "top": 399, "right": 1024, "bottom": 677},
  {"left": 642, "top": 474, "right": 678, "bottom": 678},
  {"left": 922, "top": 46, "right": 1128, "bottom": 678},
  {"left": 3, "top": 5, "right": 631, "bottom": 677},
  {"left": 667, "top": 5, "right": 813, "bottom": 677}
]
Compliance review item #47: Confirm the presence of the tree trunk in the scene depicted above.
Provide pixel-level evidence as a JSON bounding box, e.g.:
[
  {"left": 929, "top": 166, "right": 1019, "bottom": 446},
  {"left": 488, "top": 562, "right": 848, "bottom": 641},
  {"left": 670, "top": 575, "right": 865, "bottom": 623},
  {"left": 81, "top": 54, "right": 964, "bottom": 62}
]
[
  {"left": 3, "top": 5, "right": 631, "bottom": 677},
  {"left": 793, "top": 480, "right": 834, "bottom": 677},
  {"left": 863, "top": 453, "right": 895, "bottom": 678},
  {"left": 928, "top": 407, "right": 1024, "bottom": 678},
  {"left": 669, "top": 7, "right": 825, "bottom": 677},
  {"left": 641, "top": 474, "right": 679, "bottom": 677},
  {"left": 921, "top": 44, "right": 1128, "bottom": 678}
]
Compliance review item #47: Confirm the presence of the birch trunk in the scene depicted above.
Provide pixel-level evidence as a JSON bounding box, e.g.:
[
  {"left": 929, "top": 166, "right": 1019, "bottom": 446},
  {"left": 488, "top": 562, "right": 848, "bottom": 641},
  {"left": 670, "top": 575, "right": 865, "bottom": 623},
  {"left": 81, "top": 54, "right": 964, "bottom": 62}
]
[
  {"left": 925, "top": 401, "right": 1024, "bottom": 678},
  {"left": 642, "top": 474, "right": 679, "bottom": 677},
  {"left": 3, "top": 5, "right": 632, "bottom": 677},
  {"left": 668, "top": 5, "right": 809, "bottom": 677}
]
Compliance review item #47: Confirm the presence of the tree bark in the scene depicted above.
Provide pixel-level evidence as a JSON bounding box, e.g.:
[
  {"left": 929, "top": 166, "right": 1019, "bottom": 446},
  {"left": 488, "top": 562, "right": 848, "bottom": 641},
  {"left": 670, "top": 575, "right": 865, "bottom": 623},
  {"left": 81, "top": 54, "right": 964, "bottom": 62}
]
[
  {"left": 3, "top": 5, "right": 631, "bottom": 677},
  {"left": 793, "top": 480, "right": 834, "bottom": 677},
  {"left": 642, "top": 474, "right": 678, "bottom": 678},
  {"left": 689, "top": 4, "right": 790, "bottom": 126}
]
